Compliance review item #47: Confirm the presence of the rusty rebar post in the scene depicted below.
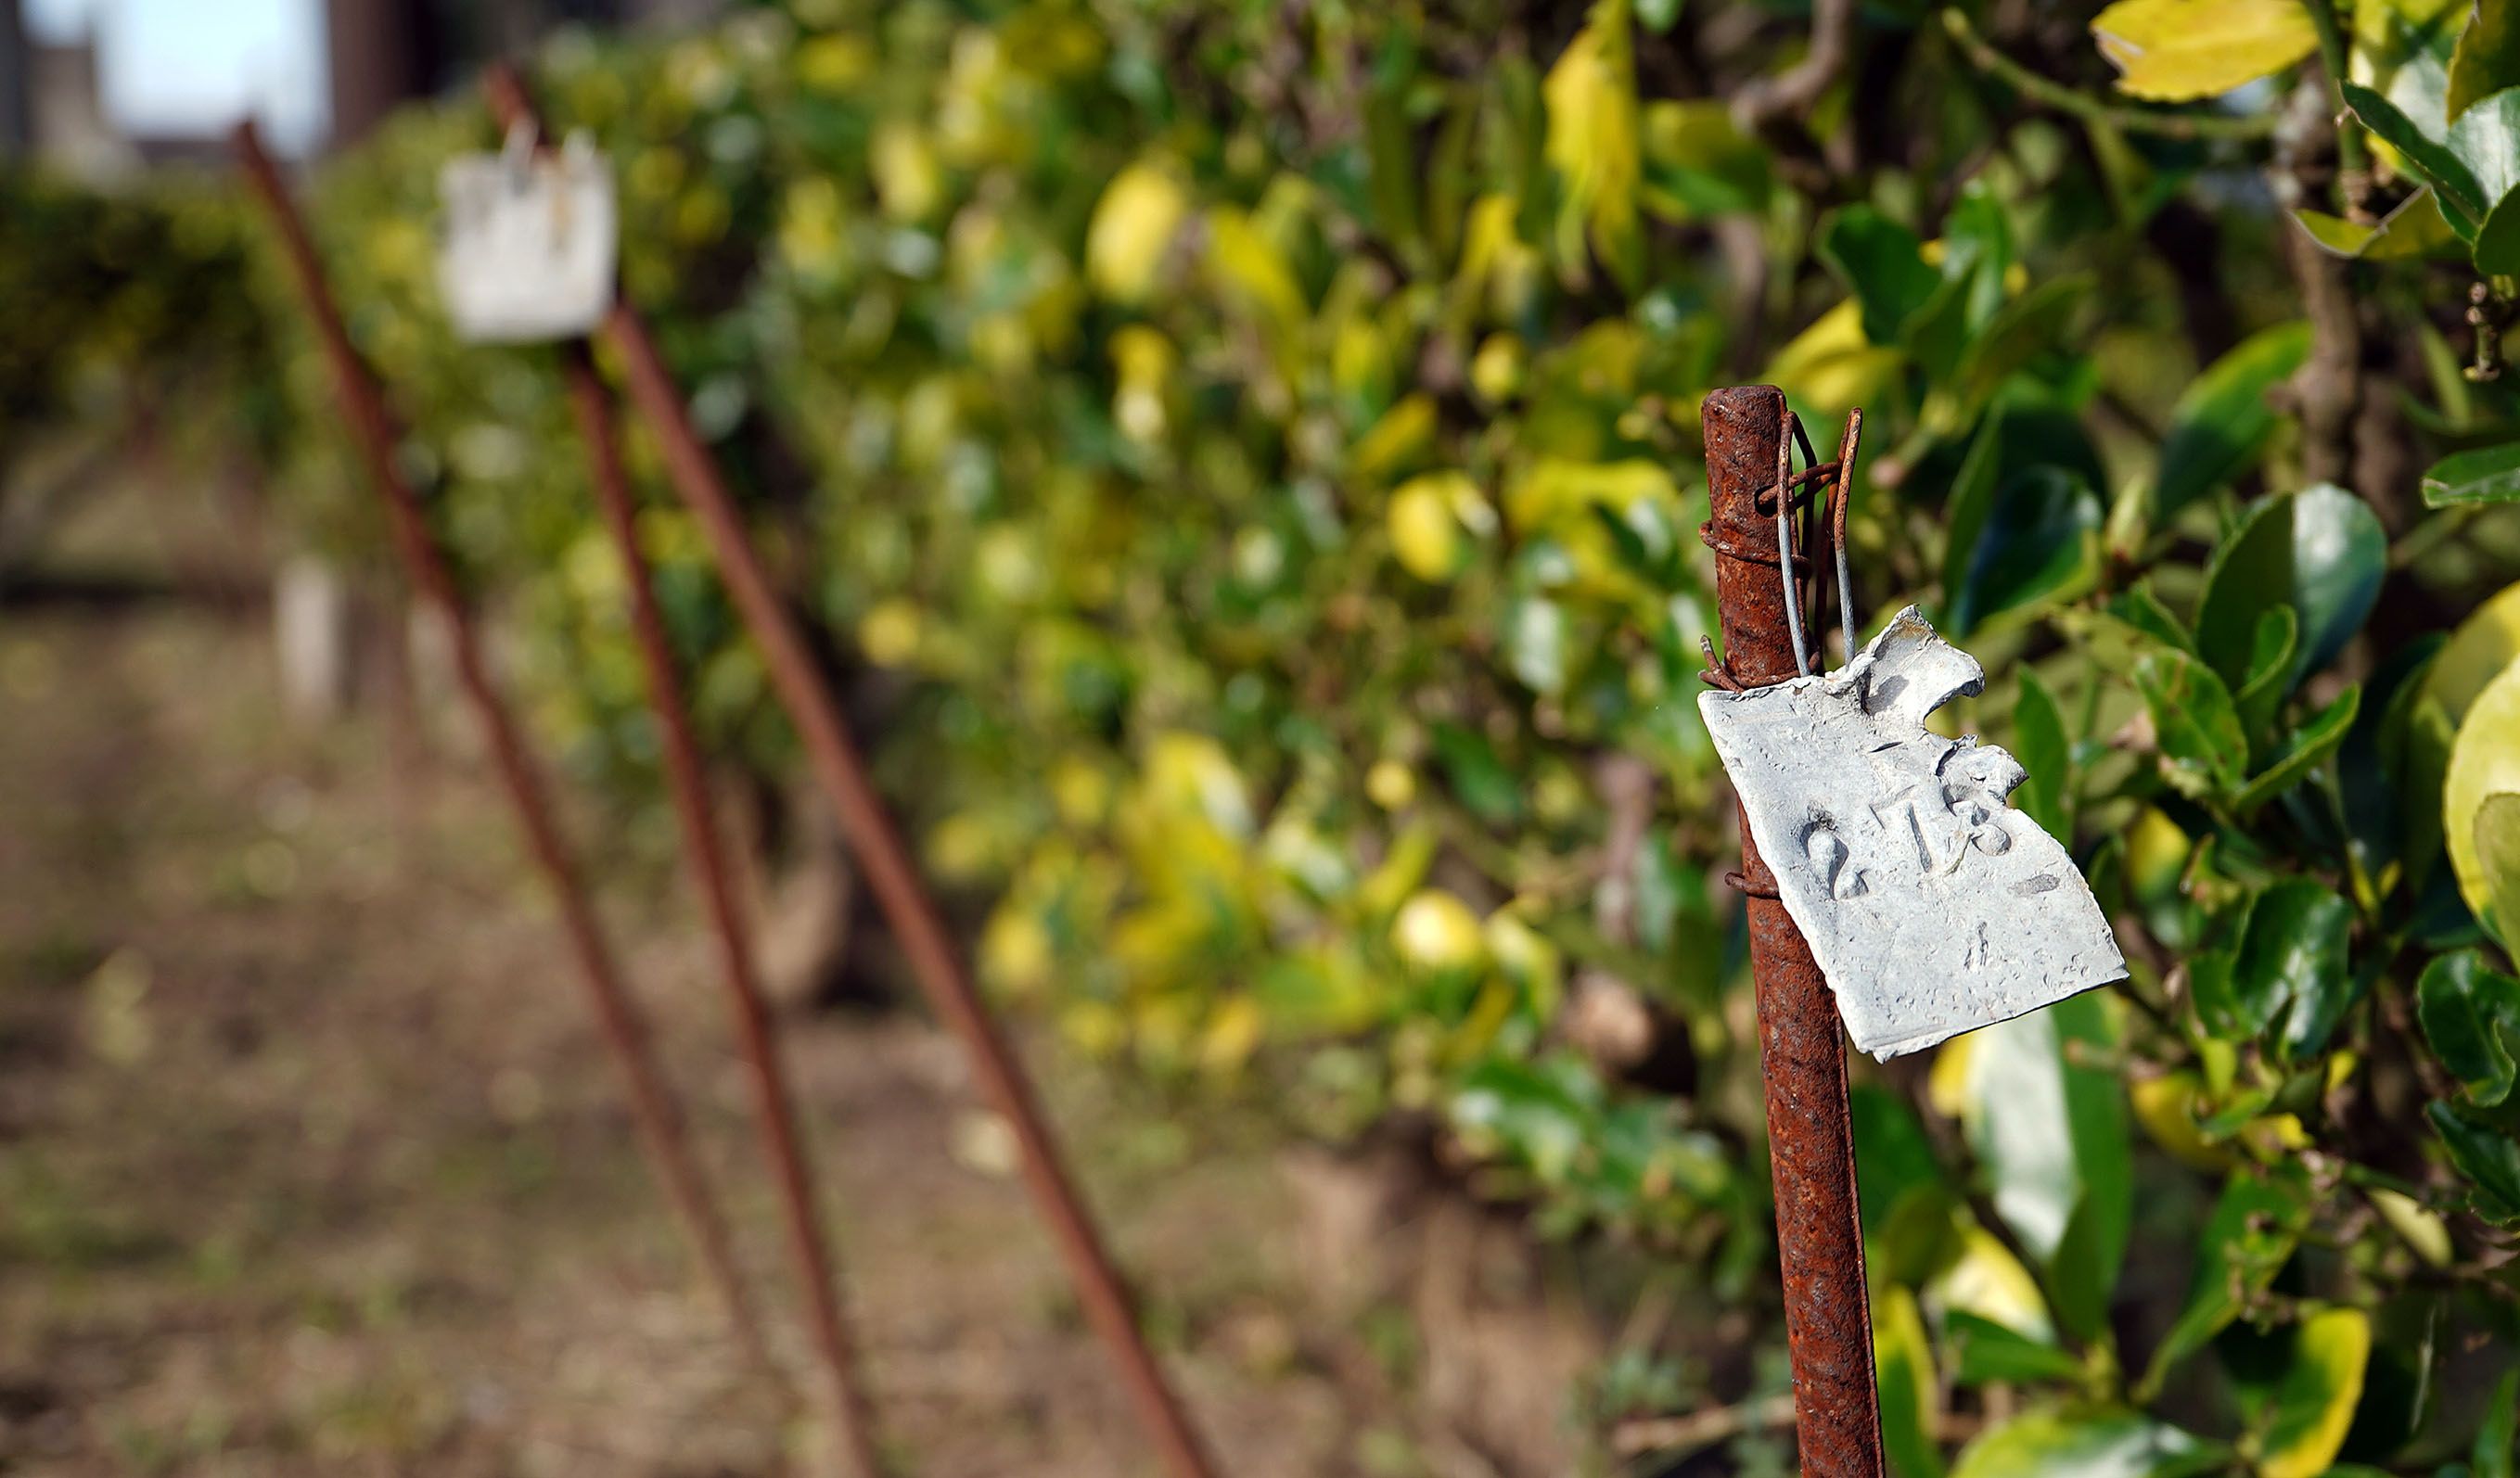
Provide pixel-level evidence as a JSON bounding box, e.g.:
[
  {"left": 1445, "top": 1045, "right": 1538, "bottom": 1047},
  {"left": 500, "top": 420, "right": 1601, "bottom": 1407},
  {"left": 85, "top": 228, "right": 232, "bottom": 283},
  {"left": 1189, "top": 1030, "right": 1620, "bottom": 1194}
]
[
  {"left": 560, "top": 345, "right": 883, "bottom": 1478},
  {"left": 229, "top": 121, "right": 783, "bottom": 1392},
  {"left": 480, "top": 65, "right": 1222, "bottom": 1478},
  {"left": 1702, "top": 386, "right": 1885, "bottom": 1478}
]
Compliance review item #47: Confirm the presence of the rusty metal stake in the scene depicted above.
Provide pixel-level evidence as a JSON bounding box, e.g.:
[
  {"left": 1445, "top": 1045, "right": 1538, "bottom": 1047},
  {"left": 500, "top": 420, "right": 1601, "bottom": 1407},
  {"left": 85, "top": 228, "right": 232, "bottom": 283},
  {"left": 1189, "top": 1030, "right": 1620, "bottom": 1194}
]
[
  {"left": 230, "top": 121, "right": 784, "bottom": 1393},
  {"left": 1701, "top": 385, "right": 1886, "bottom": 1478},
  {"left": 560, "top": 344, "right": 883, "bottom": 1478},
  {"left": 481, "top": 65, "right": 1222, "bottom": 1478}
]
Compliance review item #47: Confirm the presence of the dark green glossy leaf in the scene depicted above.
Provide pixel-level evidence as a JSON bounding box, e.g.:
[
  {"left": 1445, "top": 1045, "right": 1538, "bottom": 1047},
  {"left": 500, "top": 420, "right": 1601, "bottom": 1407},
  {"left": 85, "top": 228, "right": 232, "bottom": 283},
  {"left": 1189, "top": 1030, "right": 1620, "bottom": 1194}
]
[
  {"left": 2422, "top": 440, "right": 2520, "bottom": 508},
  {"left": 1947, "top": 466, "right": 2102, "bottom": 637},
  {"left": 1945, "top": 1310, "right": 2087, "bottom": 1387},
  {"left": 2014, "top": 666, "right": 2071, "bottom": 838},
  {"left": 2416, "top": 949, "right": 2520, "bottom": 1105},
  {"left": 1950, "top": 1406, "right": 2221, "bottom": 1478},
  {"left": 2194, "top": 484, "right": 2386, "bottom": 690},
  {"left": 2142, "top": 1166, "right": 2310, "bottom": 1392},
  {"left": 2428, "top": 1100, "right": 2520, "bottom": 1223},
  {"left": 2475, "top": 189, "right": 2520, "bottom": 276},
  {"left": 1817, "top": 206, "right": 1939, "bottom": 348},
  {"left": 2153, "top": 323, "right": 2313, "bottom": 518},
  {"left": 2196, "top": 878, "right": 2352, "bottom": 1051},
  {"left": 2449, "top": 86, "right": 2520, "bottom": 205},
  {"left": 2233, "top": 683, "right": 2360, "bottom": 819},
  {"left": 2233, "top": 606, "right": 2300, "bottom": 744},
  {"left": 2343, "top": 82, "right": 2489, "bottom": 226},
  {"left": 2134, "top": 650, "right": 2247, "bottom": 800},
  {"left": 2454, "top": 0, "right": 2520, "bottom": 122}
]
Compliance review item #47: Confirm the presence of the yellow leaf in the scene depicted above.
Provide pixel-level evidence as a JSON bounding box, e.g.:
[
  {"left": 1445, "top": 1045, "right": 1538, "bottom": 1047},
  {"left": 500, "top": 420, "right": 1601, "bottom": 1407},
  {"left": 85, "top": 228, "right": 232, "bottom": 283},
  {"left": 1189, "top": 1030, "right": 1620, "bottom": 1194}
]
[
  {"left": 869, "top": 122, "right": 941, "bottom": 221},
  {"left": 1199, "top": 996, "right": 1266, "bottom": 1076},
  {"left": 857, "top": 597, "right": 923, "bottom": 667},
  {"left": 1762, "top": 299, "right": 1903, "bottom": 418},
  {"left": 1350, "top": 394, "right": 1439, "bottom": 483},
  {"left": 1365, "top": 759, "right": 1417, "bottom": 810},
  {"left": 1542, "top": 0, "right": 1644, "bottom": 287},
  {"left": 979, "top": 905, "right": 1054, "bottom": 995},
  {"left": 1927, "top": 1033, "right": 1981, "bottom": 1120},
  {"left": 1207, "top": 206, "right": 1308, "bottom": 329},
  {"left": 1927, "top": 1221, "right": 2055, "bottom": 1343},
  {"left": 2422, "top": 579, "right": 2520, "bottom": 728},
  {"left": 1392, "top": 889, "right": 1488, "bottom": 974},
  {"left": 2368, "top": 1187, "right": 2454, "bottom": 1268},
  {"left": 1388, "top": 471, "right": 1491, "bottom": 582},
  {"left": 2091, "top": 0, "right": 2319, "bottom": 101},
  {"left": 2130, "top": 1071, "right": 2235, "bottom": 1172},
  {"left": 2258, "top": 1307, "right": 2371, "bottom": 1478},
  {"left": 2444, "top": 662, "right": 2520, "bottom": 935},
  {"left": 1086, "top": 163, "right": 1188, "bottom": 303}
]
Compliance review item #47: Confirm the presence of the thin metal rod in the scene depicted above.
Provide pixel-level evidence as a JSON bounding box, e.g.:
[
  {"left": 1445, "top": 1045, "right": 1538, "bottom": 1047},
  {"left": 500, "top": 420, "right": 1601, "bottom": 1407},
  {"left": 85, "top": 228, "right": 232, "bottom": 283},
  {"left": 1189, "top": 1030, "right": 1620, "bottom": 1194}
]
[
  {"left": 560, "top": 344, "right": 884, "bottom": 1478},
  {"left": 1701, "top": 385, "right": 1885, "bottom": 1478},
  {"left": 228, "top": 120, "right": 784, "bottom": 1389},
  {"left": 478, "top": 64, "right": 1223, "bottom": 1478},
  {"left": 1774, "top": 414, "right": 1812, "bottom": 677},
  {"left": 1830, "top": 410, "right": 1862, "bottom": 662}
]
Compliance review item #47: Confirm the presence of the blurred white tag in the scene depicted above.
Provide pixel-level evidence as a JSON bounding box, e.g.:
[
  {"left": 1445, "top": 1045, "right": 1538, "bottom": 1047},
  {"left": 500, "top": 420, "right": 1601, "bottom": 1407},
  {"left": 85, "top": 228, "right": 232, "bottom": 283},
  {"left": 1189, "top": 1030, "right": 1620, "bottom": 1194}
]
[
  {"left": 1698, "top": 605, "right": 2126, "bottom": 1060},
  {"left": 436, "top": 127, "right": 616, "bottom": 344}
]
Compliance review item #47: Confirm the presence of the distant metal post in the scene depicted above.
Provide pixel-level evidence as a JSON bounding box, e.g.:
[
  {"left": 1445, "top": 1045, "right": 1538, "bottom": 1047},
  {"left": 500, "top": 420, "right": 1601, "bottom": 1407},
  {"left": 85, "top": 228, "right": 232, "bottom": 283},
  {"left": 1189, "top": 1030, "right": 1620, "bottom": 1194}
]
[
  {"left": 1701, "top": 385, "right": 1885, "bottom": 1478},
  {"left": 480, "top": 65, "right": 1222, "bottom": 1478},
  {"left": 229, "top": 120, "right": 782, "bottom": 1392},
  {"left": 558, "top": 343, "right": 883, "bottom": 1478}
]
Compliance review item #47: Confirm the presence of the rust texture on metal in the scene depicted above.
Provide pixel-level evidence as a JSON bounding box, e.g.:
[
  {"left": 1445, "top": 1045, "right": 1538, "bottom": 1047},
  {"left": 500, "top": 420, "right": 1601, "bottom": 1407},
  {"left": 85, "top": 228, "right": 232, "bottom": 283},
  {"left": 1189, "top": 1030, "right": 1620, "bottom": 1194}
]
[
  {"left": 229, "top": 121, "right": 780, "bottom": 1386},
  {"left": 481, "top": 65, "right": 1222, "bottom": 1478},
  {"left": 559, "top": 345, "right": 882, "bottom": 1478},
  {"left": 1701, "top": 386, "right": 1886, "bottom": 1478}
]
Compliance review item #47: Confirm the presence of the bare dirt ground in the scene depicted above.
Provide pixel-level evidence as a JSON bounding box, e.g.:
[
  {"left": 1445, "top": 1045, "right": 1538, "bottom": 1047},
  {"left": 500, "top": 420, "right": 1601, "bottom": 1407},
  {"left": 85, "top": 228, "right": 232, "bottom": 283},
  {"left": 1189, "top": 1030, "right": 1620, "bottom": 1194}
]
[{"left": 0, "top": 490, "right": 1453, "bottom": 1475}]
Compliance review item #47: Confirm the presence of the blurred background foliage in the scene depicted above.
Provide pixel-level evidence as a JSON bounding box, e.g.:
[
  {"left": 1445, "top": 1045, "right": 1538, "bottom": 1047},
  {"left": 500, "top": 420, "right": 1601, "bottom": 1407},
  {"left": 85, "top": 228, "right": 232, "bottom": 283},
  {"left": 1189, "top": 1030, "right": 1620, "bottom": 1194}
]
[{"left": 19, "top": 0, "right": 2520, "bottom": 1469}]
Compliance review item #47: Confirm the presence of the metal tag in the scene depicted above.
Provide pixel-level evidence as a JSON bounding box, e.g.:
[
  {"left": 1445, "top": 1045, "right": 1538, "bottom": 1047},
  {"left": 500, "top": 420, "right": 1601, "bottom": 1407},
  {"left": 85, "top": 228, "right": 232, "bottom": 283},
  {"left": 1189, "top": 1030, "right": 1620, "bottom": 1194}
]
[
  {"left": 1698, "top": 605, "right": 2126, "bottom": 1060},
  {"left": 435, "top": 128, "right": 616, "bottom": 344}
]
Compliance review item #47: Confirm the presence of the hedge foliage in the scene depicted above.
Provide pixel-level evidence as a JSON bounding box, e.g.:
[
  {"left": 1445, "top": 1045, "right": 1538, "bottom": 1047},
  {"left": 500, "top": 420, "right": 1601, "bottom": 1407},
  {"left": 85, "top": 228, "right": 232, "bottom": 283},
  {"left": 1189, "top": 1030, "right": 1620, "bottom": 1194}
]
[{"left": 217, "top": 0, "right": 2520, "bottom": 1469}]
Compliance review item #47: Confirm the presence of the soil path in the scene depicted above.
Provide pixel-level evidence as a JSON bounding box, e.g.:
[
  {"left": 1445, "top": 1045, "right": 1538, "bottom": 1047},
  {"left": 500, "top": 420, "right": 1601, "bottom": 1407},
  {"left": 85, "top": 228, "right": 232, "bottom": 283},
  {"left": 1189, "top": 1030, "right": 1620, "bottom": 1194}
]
[{"left": 0, "top": 567, "right": 1396, "bottom": 1474}]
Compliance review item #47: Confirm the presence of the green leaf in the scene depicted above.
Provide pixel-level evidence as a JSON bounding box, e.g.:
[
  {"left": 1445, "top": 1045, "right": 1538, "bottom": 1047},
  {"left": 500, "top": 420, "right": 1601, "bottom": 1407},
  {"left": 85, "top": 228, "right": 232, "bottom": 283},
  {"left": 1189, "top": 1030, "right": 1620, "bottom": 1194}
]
[
  {"left": 2475, "top": 188, "right": 2520, "bottom": 275},
  {"left": 2475, "top": 1362, "right": 2519, "bottom": 1478},
  {"left": 2295, "top": 191, "right": 2461, "bottom": 261},
  {"left": 2198, "top": 878, "right": 2354, "bottom": 1052},
  {"left": 1945, "top": 1310, "right": 2088, "bottom": 1387},
  {"left": 1638, "top": 100, "right": 1770, "bottom": 219},
  {"left": 2450, "top": 0, "right": 2520, "bottom": 122},
  {"left": 2344, "top": 81, "right": 2491, "bottom": 226},
  {"left": 1956, "top": 993, "right": 2131, "bottom": 1343},
  {"left": 2233, "top": 606, "right": 2301, "bottom": 744},
  {"left": 1876, "top": 1285, "right": 1946, "bottom": 1478},
  {"left": 2194, "top": 484, "right": 2386, "bottom": 691},
  {"left": 1432, "top": 721, "right": 1522, "bottom": 824},
  {"left": 2134, "top": 650, "right": 2248, "bottom": 800},
  {"left": 2415, "top": 949, "right": 2520, "bottom": 1105},
  {"left": 2014, "top": 667, "right": 2071, "bottom": 838},
  {"left": 1817, "top": 207, "right": 1939, "bottom": 348},
  {"left": 2259, "top": 1307, "right": 2373, "bottom": 1478},
  {"left": 2428, "top": 1099, "right": 2520, "bottom": 1222},
  {"left": 1926, "top": 276, "right": 2091, "bottom": 437},
  {"left": 2152, "top": 323, "right": 2312, "bottom": 518},
  {"left": 2142, "top": 1167, "right": 2309, "bottom": 1391},
  {"left": 1947, "top": 466, "right": 2104, "bottom": 638},
  {"left": 2422, "top": 440, "right": 2520, "bottom": 507},
  {"left": 1951, "top": 1406, "right": 2220, "bottom": 1478},
  {"left": 2233, "top": 684, "right": 2360, "bottom": 819},
  {"left": 2449, "top": 86, "right": 2520, "bottom": 205},
  {"left": 2089, "top": 0, "right": 2318, "bottom": 101}
]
